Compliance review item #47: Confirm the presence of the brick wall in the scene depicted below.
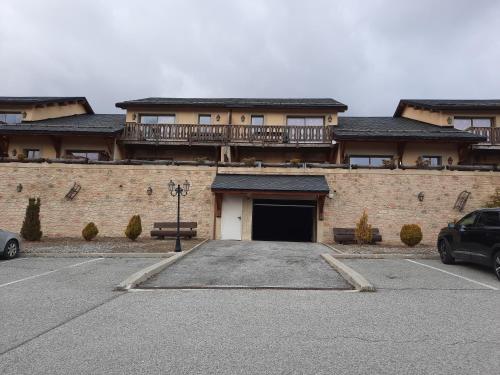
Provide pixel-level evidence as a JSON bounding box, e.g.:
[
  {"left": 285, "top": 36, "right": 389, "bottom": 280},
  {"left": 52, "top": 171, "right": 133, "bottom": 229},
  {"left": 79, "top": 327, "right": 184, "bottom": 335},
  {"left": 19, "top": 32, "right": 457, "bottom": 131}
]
[{"left": 1, "top": 163, "right": 498, "bottom": 245}]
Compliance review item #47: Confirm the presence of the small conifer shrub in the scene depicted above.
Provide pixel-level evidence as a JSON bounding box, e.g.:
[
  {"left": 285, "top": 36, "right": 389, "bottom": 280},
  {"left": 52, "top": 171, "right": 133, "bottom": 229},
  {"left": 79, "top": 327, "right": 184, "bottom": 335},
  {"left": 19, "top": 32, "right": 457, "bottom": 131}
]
[
  {"left": 82, "top": 222, "right": 99, "bottom": 241},
  {"left": 355, "top": 210, "right": 373, "bottom": 245},
  {"left": 125, "top": 215, "right": 142, "bottom": 241},
  {"left": 20, "top": 198, "right": 43, "bottom": 241}
]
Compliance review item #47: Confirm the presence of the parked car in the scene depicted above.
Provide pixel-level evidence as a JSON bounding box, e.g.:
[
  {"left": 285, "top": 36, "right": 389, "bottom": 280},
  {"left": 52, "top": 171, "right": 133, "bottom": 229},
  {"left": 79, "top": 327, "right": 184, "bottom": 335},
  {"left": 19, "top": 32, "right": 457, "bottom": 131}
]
[
  {"left": 0, "top": 229, "right": 21, "bottom": 259},
  {"left": 437, "top": 208, "right": 500, "bottom": 280}
]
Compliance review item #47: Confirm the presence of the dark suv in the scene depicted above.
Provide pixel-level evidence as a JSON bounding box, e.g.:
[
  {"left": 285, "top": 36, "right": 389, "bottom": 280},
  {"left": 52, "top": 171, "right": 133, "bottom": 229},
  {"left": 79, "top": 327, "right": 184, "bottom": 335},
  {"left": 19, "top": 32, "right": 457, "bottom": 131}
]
[{"left": 437, "top": 208, "right": 500, "bottom": 280}]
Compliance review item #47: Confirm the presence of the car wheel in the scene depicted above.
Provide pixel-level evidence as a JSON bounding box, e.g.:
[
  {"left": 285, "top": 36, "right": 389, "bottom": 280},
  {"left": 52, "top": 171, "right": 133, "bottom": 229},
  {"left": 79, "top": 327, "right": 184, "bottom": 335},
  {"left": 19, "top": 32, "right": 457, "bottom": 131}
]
[
  {"left": 438, "top": 240, "right": 455, "bottom": 264},
  {"left": 3, "top": 240, "right": 19, "bottom": 260},
  {"left": 493, "top": 251, "right": 500, "bottom": 281}
]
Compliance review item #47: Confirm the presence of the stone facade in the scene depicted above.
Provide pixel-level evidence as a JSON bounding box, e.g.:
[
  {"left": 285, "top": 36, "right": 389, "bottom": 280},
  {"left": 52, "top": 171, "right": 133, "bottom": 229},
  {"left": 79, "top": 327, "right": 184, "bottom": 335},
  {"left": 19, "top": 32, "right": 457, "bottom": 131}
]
[{"left": 1, "top": 162, "right": 498, "bottom": 245}]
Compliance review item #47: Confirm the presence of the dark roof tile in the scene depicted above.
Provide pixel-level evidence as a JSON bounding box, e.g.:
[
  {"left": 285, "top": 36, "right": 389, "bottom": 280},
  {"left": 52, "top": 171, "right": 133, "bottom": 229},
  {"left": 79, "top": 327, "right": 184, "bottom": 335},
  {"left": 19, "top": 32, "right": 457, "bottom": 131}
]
[
  {"left": 211, "top": 174, "right": 330, "bottom": 193},
  {"left": 394, "top": 99, "right": 500, "bottom": 116}
]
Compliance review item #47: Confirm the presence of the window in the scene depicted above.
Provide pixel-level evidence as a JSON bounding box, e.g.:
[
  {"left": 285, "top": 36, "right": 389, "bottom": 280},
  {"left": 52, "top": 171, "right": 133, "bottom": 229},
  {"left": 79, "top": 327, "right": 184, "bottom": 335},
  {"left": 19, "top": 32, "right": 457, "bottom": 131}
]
[
  {"left": 139, "top": 115, "right": 175, "bottom": 124},
  {"left": 457, "top": 212, "right": 478, "bottom": 227},
  {"left": 349, "top": 155, "right": 393, "bottom": 167},
  {"left": 24, "top": 149, "right": 40, "bottom": 159},
  {"left": 476, "top": 211, "right": 500, "bottom": 227},
  {"left": 286, "top": 117, "right": 324, "bottom": 126},
  {"left": 251, "top": 115, "right": 264, "bottom": 126},
  {"left": 66, "top": 150, "right": 109, "bottom": 161},
  {"left": 421, "top": 156, "right": 442, "bottom": 166},
  {"left": 198, "top": 114, "right": 211, "bottom": 125},
  {"left": 453, "top": 117, "right": 492, "bottom": 130},
  {"left": 0, "top": 112, "right": 22, "bottom": 124}
]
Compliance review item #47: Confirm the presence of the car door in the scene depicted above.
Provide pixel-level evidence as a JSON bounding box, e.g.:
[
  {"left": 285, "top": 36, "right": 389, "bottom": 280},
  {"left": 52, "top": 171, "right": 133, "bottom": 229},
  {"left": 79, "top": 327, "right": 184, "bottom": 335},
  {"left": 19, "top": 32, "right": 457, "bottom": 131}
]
[
  {"left": 452, "top": 211, "right": 479, "bottom": 261},
  {"left": 473, "top": 211, "right": 500, "bottom": 266}
]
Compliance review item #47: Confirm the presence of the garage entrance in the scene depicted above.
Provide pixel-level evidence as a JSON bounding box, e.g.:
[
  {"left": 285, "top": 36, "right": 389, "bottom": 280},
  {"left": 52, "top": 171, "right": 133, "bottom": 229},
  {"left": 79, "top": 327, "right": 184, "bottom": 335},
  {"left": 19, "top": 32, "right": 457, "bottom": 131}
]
[{"left": 252, "top": 199, "right": 316, "bottom": 242}]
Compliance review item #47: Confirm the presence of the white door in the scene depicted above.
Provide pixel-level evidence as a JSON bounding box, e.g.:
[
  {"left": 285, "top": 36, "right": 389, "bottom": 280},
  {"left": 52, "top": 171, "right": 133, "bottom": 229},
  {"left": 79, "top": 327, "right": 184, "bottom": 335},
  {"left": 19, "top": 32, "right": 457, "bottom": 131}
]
[{"left": 221, "top": 195, "right": 243, "bottom": 240}]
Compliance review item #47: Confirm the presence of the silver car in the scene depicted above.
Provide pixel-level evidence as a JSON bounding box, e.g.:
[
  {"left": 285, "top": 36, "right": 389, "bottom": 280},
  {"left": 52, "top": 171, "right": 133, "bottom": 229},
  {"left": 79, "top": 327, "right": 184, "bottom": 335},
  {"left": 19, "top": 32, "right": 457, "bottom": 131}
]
[{"left": 0, "top": 230, "right": 21, "bottom": 259}]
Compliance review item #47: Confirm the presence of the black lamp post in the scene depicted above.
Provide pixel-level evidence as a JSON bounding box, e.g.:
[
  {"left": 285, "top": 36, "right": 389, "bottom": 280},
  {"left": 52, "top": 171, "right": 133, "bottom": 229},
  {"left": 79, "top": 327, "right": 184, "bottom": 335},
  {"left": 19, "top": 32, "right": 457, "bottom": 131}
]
[{"left": 168, "top": 179, "right": 190, "bottom": 252}]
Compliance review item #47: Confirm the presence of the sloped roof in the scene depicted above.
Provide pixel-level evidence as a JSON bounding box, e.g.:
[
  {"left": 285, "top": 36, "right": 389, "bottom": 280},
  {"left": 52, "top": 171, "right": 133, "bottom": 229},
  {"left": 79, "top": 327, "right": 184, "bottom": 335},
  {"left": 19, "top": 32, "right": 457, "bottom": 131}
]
[
  {"left": 335, "top": 117, "right": 485, "bottom": 142},
  {"left": 394, "top": 99, "right": 500, "bottom": 116},
  {"left": 0, "top": 96, "right": 94, "bottom": 114},
  {"left": 0, "top": 114, "right": 124, "bottom": 135},
  {"left": 211, "top": 174, "right": 330, "bottom": 193},
  {"left": 116, "top": 97, "right": 347, "bottom": 111}
]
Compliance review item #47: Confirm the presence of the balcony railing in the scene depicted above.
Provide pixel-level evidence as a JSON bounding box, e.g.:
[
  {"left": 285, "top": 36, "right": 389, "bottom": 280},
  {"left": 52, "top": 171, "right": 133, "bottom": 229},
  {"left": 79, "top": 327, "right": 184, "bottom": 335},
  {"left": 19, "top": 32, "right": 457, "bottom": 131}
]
[
  {"left": 467, "top": 127, "right": 500, "bottom": 144},
  {"left": 121, "top": 123, "right": 333, "bottom": 145}
]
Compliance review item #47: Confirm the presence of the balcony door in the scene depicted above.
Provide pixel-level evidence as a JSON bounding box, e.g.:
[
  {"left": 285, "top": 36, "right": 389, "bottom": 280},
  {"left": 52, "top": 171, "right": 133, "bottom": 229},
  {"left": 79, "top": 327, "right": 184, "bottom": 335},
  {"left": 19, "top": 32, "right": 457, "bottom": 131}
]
[{"left": 286, "top": 116, "right": 325, "bottom": 143}]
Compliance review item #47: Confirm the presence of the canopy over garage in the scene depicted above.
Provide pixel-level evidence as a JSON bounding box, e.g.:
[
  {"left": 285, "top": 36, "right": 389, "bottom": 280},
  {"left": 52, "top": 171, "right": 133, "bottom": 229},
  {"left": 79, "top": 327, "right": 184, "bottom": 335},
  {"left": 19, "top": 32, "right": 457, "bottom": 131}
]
[{"left": 211, "top": 174, "right": 330, "bottom": 242}]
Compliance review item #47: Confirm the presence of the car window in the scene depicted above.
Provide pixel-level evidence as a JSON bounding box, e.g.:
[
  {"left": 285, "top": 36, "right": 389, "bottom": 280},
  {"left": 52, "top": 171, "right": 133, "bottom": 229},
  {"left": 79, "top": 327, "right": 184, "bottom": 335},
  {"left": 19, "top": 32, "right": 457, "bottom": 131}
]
[
  {"left": 476, "top": 211, "right": 500, "bottom": 227},
  {"left": 457, "top": 212, "right": 478, "bottom": 227}
]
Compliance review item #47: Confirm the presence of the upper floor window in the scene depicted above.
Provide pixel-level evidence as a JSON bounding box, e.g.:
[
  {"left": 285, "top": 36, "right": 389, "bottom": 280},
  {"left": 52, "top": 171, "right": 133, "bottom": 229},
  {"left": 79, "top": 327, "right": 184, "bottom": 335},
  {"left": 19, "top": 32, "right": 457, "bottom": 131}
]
[
  {"left": 287, "top": 116, "right": 324, "bottom": 126},
  {"left": 198, "top": 114, "right": 211, "bottom": 125},
  {"left": 0, "top": 112, "right": 22, "bottom": 124},
  {"left": 24, "top": 149, "right": 40, "bottom": 159},
  {"left": 453, "top": 117, "right": 492, "bottom": 130},
  {"left": 421, "top": 155, "right": 442, "bottom": 166},
  {"left": 251, "top": 115, "right": 264, "bottom": 126},
  {"left": 66, "top": 150, "right": 110, "bottom": 161},
  {"left": 140, "top": 114, "right": 176, "bottom": 124},
  {"left": 349, "top": 155, "right": 393, "bottom": 167}
]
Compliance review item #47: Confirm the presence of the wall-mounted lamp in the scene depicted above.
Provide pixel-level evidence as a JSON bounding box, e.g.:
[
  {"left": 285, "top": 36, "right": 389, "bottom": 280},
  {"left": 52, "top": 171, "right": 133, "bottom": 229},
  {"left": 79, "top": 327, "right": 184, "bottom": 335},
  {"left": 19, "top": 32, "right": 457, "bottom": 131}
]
[
  {"left": 417, "top": 192, "right": 425, "bottom": 202},
  {"left": 216, "top": 114, "right": 221, "bottom": 122},
  {"left": 147, "top": 186, "right": 153, "bottom": 196},
  {"left": 241, "top": 115, "right": 246, "bottom": 123},
  {"left": 447, "top": 157, "right": 453, "bottom": 166},
  {"left": 328, "top": 190, "right": 337, "bottom": 199},
  {"left": 16, "top": 183, "right": 23, "bottom": 193},
  {"left": 327, "top": 115, "right": 333, "bottom": 123},
  {"left": 447, "top": 116, "right": 453, "bottom": 125}
]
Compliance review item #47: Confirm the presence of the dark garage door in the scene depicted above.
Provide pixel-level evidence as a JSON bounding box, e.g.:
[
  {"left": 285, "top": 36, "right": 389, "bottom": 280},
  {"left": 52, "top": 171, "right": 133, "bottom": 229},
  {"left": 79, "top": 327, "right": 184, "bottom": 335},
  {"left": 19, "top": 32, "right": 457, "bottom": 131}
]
[{"left": 252, "top": 199, "right": 316, "bottom": 242}]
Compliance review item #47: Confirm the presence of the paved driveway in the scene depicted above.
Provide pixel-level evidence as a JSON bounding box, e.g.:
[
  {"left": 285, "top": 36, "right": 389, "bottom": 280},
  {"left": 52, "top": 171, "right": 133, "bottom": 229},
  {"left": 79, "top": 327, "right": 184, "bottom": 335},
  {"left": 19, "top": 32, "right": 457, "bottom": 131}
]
[{"left": 141, "top": 240, "right": 351, "bottom": 289}]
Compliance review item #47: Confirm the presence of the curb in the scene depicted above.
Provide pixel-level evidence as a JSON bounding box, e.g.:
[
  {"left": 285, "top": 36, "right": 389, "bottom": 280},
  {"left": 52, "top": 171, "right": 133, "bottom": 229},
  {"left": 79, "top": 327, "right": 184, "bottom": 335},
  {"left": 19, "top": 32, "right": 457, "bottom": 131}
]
[
  {"left": 21, "top": 252, "right": 176, "bottom": 258},
  {"left": 331, "top": 253, "right": 440, "bottom": 260},
  {"left": 115, "top": 239, "right": 209, "bottom": 291},
  {"left": 321, "top": 253, "right": 376, "bottom": 292}
]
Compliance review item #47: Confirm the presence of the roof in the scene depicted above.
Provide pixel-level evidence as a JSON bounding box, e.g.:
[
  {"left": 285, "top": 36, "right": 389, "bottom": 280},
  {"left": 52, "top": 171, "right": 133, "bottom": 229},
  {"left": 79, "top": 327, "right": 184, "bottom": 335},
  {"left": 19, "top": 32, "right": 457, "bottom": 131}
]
[
  {"left": 394, "top": 99, "right": 500, "bottom": 116},
  {"left": 0, "top": 96, "right": 94, "bottom": 114},
  {"left": 0, "top": 114, "right": 124, "bottom": 135},
  {"left": 211, "top": 174, "right": 330, "bottom": 193},
  {"left": 116, "top": 97, "right": 347, "bottom": 111},
  {"left": 335, "top": 117, "right": 486, "bottom": 142}
]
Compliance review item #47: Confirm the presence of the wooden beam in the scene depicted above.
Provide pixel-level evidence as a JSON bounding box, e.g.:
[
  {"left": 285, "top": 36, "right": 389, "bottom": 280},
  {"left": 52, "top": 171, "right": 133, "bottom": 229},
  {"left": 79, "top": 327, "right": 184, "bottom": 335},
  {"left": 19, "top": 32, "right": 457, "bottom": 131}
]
[
  {"left": 215, "top": 193, "right": 223, "bottom": 218},
  {"left": 0, "top": 136, "right": 9, "bottom": 157},
  {"left": 397, "top": 141, "right": 406, "bottom": 166},
  {"left": 317, "top": 195, "right": 325, "bottom": 221},
  {"left": 50, "top": 136, "right": 62, "bottom": 158}
]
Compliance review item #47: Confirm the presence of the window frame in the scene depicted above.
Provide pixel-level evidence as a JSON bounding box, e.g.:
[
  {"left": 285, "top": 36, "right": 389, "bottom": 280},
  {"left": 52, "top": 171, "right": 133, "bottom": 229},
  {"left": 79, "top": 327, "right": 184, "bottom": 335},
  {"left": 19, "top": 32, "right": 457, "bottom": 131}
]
[
  {"left": 139, "top": 114, "right": 176, "bottom": 124},
  {"left": 198, "top": 114, "right": 212, "bottom": 125},
  {"left": 0, "top": 112, "right": 22, "bottom": 124},
  {"left": 421, "top": 155, "right": 442, "bottom": 166},
  {"left": 348, "top": 155, "right": 394, "bottom": 167},
  {"left": 286, "top": 116, "right": 325, "bottom": 126},
  {"left": 250, "top": 115, "right": 265, "bottom": 126},
  {"left": 66, "top": 150, "right": 109, "bottom": 161},
  {"left": 456, "top": 211, "right": 479, "bottom": 227},
  {"left": 453, "top": 117, "right": 493, "bottom": 130},
  {"left": 24, "top": 149, "right": 40, "bottom": 159}
]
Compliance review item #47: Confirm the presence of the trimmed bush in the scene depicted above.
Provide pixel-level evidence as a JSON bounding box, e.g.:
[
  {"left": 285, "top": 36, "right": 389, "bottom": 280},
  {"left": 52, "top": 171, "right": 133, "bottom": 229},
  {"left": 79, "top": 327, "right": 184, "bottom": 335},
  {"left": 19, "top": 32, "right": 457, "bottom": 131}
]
[
  {"left": 125, "top": 215, "right": 142, "bottom": 241},
  {"left": 355, "top": 210, "right": 372, "bottom": 245},
  {"left": 20, "top": 197, "right": 43, "bottom": 241},
  {"left": 485, "top": 188, "right": 500, "bottom": 208},
  {"left": 400, "top": 224, "right": 423, "bottom": 247},
  {"left": 82, "top": 222, "right": 99, "bottom": 241}
]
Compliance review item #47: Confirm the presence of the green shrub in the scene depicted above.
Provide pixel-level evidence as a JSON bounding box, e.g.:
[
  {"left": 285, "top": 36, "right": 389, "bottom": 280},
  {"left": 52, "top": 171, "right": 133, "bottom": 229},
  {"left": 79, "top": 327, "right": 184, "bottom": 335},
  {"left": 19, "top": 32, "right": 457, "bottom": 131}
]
[
  {"left": 400, "top": 224, "right": 423, "bottom": 247},
  {"left": 485, "top": 188, "right": 500, "bottom": 208},
  {"left": 355, "top": 210, "right": 373, "bottom": 245},
  {"left": 125, "top": 215, "right": 142, "bottom": 241},
  {"left": 82, "top": 222, "right": 99, "bottom": 241},
  {"left": 20, "top": 197, "right": 43, "bottom": 241}
]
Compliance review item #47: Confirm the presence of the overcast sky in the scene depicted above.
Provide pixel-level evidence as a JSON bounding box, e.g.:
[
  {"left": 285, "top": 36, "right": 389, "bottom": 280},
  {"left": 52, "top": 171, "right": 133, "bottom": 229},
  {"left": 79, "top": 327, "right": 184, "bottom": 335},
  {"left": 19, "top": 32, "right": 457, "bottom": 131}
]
[{"left": 1, "top": 0, "right": 499, "bottom": 115}]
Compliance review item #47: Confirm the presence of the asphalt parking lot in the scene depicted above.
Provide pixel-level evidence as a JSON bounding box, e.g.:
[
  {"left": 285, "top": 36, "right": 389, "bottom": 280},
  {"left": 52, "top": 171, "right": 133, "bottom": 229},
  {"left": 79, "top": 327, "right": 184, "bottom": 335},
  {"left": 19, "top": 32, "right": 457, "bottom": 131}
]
[
  {"left": 141, "top": 240, "right": 351, "bottom": 289},
  {"left": 0, "top": 254, "right": 499, "bottom": 374}
]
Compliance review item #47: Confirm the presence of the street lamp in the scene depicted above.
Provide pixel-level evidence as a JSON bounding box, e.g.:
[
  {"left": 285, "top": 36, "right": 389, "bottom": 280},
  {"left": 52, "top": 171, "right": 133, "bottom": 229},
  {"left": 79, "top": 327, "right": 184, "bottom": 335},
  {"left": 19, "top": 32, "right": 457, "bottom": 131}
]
[{"left": 168, "top": 179, "right": 190, "bottom": 252}]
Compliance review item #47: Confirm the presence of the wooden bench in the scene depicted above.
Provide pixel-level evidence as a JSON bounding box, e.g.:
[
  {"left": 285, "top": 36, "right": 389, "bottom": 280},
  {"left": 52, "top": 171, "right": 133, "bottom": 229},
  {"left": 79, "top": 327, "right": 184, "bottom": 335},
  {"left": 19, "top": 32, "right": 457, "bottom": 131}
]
[
  {"left": 150, "top": 222, "right": 197, "bottom": 239},
  {"left": 333, "top": 228, "right": 382, "bottom": 244}
]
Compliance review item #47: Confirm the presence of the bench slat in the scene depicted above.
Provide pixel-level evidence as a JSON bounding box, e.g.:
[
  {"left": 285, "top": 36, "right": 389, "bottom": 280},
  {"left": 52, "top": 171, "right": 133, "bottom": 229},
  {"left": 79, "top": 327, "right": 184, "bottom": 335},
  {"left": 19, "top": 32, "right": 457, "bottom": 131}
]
[
  {"left": 333, "top": 227, "right": 382, "bottom": 244},
  {"left": 153, "top": 222, "right": 197, "bottom": 229}
]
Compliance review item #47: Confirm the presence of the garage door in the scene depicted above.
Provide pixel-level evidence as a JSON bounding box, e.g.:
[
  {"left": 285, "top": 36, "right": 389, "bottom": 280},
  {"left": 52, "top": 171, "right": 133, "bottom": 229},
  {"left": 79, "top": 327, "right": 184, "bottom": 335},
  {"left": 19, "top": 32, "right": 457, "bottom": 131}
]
[{"left": 252, "top": 199, "right": 316, "bottom": 242}]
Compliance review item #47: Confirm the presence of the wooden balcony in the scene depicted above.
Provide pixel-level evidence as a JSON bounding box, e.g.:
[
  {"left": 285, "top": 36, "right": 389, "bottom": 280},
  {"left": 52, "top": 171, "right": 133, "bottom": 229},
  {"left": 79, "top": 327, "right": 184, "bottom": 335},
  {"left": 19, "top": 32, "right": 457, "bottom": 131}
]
[
  {"left": 467, "top": 127, "right": 500, "bottom": 145},
  {"left": 121, "top": 123, "right": 334, "bottom": 147}
]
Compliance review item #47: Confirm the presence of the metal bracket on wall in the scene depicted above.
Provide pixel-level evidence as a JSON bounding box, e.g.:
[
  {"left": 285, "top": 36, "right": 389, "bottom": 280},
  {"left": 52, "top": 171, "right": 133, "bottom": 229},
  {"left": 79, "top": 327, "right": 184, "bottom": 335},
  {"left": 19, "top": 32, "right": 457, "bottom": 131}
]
[
  {"left": 65, "top": 182, "right": 81, "bottom": 200},
  {"left": 453, "top": 190, "right": 470, "bottom": 212}
]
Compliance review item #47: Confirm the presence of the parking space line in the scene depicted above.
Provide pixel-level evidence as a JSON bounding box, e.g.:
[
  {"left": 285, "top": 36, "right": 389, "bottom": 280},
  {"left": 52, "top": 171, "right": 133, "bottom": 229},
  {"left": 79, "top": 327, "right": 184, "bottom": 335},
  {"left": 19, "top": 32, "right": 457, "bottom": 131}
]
[
  {"left": 406, "top": 260, "right": 499, "bottom": 291},
  {"left": 0, "top": 258, "right": 104, "bottom": 288}
]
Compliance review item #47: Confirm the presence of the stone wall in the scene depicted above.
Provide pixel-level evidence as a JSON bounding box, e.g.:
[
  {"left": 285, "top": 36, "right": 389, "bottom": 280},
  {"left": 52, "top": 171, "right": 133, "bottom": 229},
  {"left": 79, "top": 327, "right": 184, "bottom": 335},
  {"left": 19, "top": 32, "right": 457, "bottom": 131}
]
[{"left": 0, "top": 163, "right": 498, "bottom": 245}]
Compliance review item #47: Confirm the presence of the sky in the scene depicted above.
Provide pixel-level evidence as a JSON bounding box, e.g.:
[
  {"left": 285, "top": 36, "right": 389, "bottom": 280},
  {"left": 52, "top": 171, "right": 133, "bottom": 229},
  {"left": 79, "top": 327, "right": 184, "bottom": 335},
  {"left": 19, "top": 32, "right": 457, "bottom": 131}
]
[{"left": 1, "top": 0, "right": 499, "bottom": 115}]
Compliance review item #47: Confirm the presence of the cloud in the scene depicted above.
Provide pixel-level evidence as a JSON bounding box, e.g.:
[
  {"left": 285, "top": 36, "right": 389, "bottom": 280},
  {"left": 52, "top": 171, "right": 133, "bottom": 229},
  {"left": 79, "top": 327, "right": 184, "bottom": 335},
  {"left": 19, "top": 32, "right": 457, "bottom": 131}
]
[{"left": 1, "top": 0, "right": 499, "bottom": 115}]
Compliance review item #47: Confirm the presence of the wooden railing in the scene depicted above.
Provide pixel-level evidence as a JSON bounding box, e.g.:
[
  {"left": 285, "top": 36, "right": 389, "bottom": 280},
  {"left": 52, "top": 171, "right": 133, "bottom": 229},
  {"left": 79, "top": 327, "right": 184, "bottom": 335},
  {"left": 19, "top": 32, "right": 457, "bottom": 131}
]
[
  {"left": 467, "top": 127, "right": 500, "bottom": 144},
  {"left": 121, "top": 123, "right": 333, "bottom": 144}
]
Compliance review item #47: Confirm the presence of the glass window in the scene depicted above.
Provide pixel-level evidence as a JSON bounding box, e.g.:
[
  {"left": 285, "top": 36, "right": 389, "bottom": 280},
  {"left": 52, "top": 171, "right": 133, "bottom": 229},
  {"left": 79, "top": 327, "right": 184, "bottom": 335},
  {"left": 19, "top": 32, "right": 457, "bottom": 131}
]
[
  {"left": 67, "top": 151, "right": 109, "bottom": 161},
  {"left": 140, "top": 115, "right": 175, "bottom": 124},
  {"left": 0, "top": 112, "right": 22, "bottom": 124},
  {"left": 472, "top": 118, "right": 492, "bottom": 127},
  {"left": 453, "top": 118, "right": 471, "bottom": 130},
  {"left": 251, "top": 115, "right": 264, "bottom": 126},
  {"left": 349, "top": 155, "right": 392, "bottom": 167},
  {"left": 24, "top": 149, "right": 40, "bottom": 159},
  {"left": 287, "top": 117, "right": 324, "bottom": 126},
  {"left": 457, "top": 212, "right": 478, "bottom": 227},
  {"left": 477, "top": 212, "right": 500, "bottom": 227},
  {"left": 454, "top": 117, "right": 492, "bottom": 130},
  {"left": 422, "top": 156, "right": 442, "bottom": 166},
  {"left": 198, "top": 114, "right": 211, "bottom": 125}
]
